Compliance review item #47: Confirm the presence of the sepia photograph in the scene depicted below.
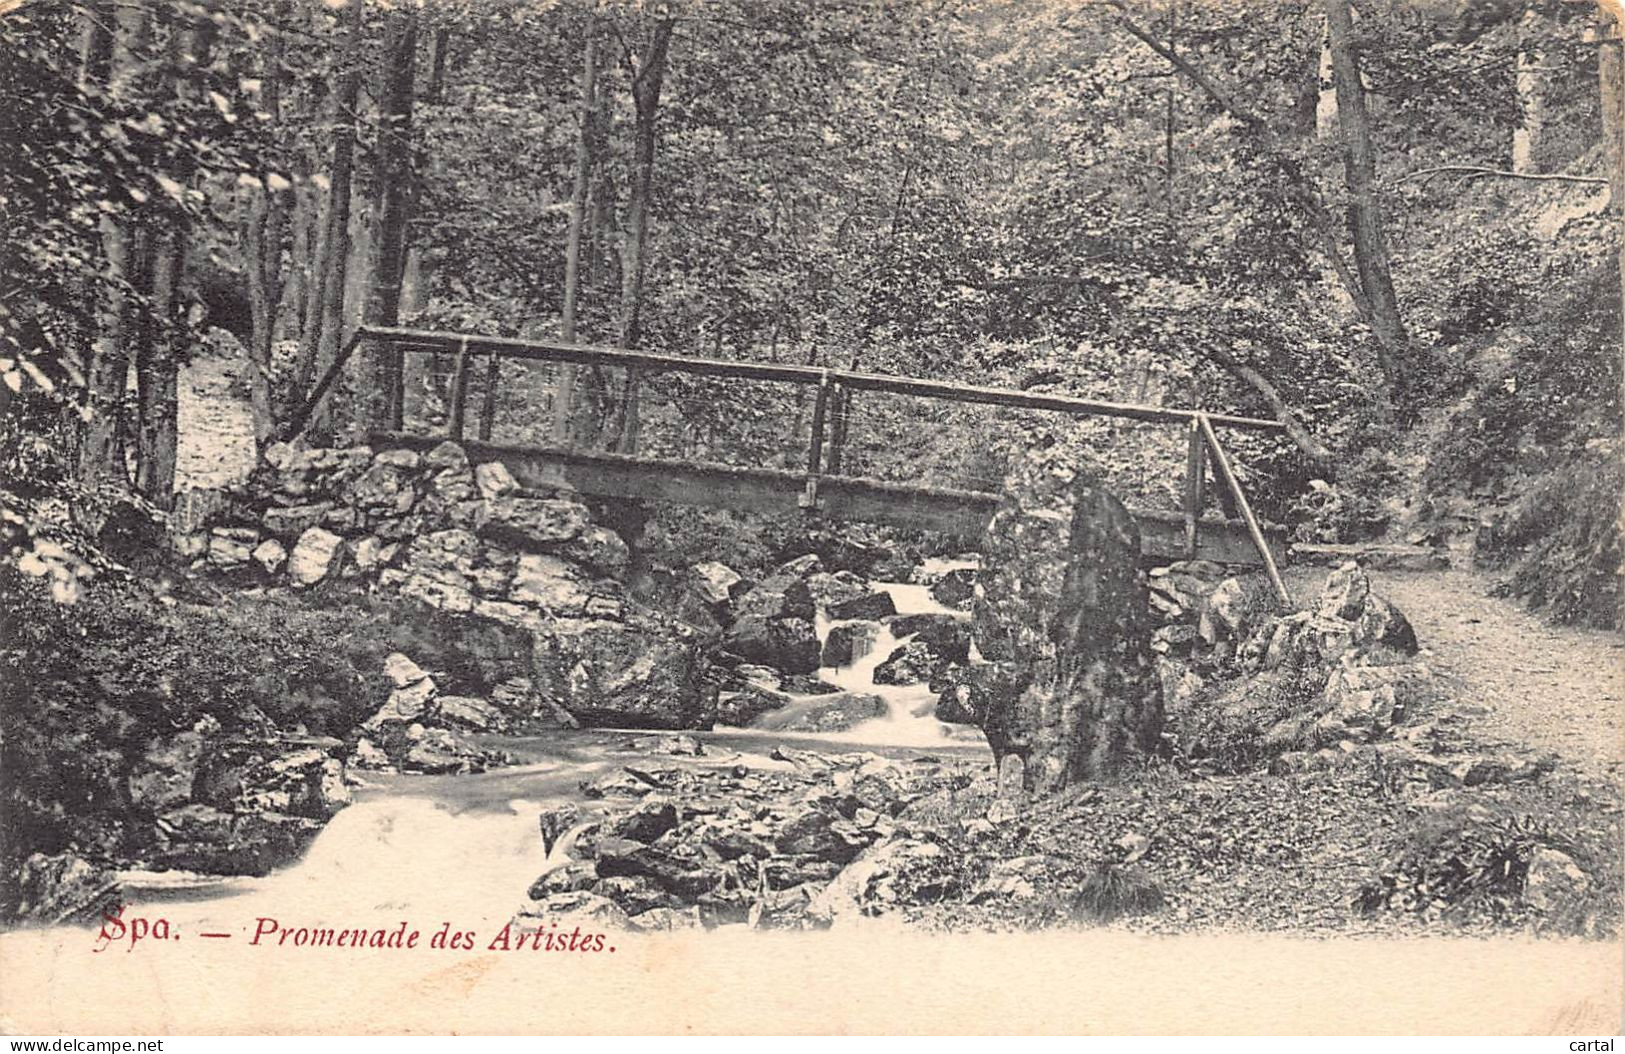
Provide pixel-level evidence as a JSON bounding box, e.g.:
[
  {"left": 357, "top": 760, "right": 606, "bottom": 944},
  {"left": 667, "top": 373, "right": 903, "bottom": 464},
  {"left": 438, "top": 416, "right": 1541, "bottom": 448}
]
[{"left": 0, "top": 0, "right": 1621, "bottom": 1037}]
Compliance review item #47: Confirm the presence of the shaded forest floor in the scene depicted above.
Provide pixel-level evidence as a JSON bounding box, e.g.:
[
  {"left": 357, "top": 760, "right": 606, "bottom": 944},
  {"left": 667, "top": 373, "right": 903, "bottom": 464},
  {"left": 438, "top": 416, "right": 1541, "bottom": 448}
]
[{"left": 886, "top": 565, "right": 1624, "bottom": 938}]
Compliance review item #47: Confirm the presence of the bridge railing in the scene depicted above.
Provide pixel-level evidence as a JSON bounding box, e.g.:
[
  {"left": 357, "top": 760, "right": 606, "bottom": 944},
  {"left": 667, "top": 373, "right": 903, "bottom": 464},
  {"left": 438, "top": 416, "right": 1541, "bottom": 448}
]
[{"left": 286, "top": 324, "right": 1293, "bottom": 601}]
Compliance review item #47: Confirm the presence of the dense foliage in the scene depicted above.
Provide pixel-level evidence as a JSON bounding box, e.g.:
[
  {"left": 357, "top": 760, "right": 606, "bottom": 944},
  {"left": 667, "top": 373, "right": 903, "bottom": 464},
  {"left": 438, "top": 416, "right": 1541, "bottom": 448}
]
[
  {"left": 0, "top": 0, "right": 1619, "bottom": 622},
  {"left": 0, "top": 567, "right": 528, "bottom": 913}
]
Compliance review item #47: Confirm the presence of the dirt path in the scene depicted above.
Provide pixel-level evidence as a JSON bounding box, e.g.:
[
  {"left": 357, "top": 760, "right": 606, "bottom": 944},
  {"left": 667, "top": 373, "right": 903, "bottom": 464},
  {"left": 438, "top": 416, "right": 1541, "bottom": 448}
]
[
  {"left": 175, "top": 333, "right": 257, "bottom": 492},
  {"left": 1290, "top": 565, "right": 1623, "bottom": 779}
]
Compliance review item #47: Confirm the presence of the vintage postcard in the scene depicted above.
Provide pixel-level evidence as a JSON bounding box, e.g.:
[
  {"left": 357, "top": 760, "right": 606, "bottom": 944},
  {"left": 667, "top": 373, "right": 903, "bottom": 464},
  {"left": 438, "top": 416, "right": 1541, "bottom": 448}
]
[{"left": 1, "top": 0, "right": 1621, "bottom": 1037}]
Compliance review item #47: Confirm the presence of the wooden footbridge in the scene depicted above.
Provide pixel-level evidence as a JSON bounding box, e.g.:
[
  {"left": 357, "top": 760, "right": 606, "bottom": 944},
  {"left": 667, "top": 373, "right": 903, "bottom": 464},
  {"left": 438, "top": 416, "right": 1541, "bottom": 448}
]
[{"left": 291, "top": 325, "right": 1293, "bottom": 600}]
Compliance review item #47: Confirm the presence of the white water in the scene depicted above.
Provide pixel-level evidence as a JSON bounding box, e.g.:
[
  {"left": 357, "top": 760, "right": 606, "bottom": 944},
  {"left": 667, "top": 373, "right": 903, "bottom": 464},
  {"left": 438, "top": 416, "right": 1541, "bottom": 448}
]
[
  {"left": 117, "top": 791, "right": 556, "bottom": 932},
  {"left": 104, "top": 565, "right": 987, "bottom": 926},
  {"left": 810, "top": 577, "right": 978, "bottom": 747}
]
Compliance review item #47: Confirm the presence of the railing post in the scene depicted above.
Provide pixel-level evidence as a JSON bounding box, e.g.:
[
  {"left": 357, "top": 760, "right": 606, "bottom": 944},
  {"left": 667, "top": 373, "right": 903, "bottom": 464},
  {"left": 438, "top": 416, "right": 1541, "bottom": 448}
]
[
  {"left": 385, "top": 330, "right": 404, "bottom": 432},
  {"left": 478, "top": 354, "right": 499, "bottom": 441},
  {"left": 826, "top": 383, "right": 846, "bottom": 474},
  {"left": 447, "top": 336, "right": 470, "bottom": 440},
  {"left": 1197, "top": 413, "right": 1291, "bottom": 605},
  {"left": 1183, "top": 417, "right": 1205, "bottom": 558},
  {"left": 801, "top": 370, "right": 831, "bottom": 510}
]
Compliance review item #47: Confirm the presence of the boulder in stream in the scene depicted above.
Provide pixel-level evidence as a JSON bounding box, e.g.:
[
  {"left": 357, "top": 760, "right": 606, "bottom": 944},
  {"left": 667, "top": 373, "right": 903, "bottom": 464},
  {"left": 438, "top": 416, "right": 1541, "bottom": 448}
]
[
  {"left": 723, "top": 615, "right": 820, "bottom": 674},
  {"left": 752, "top": 692, "right": 889, "bottom": 733},
  {"left": 531, "top": 613, "right": 713, "bottom": 729},
  {"left": 873, "top": 639, "right": 955, "bottom": 686},
  {"left": 928, "top": 568, "right": 977, "bottom": 611},
  {"left": 883, "top": 613, "right": 971, "bottom": 656},
  {"left": 826, "top": 590, "right": 897, "bottom": 622},
  {"left": 821, "top": 620, "right": 881, "bottom": 667},
  {"left": 716, "top": 684, "right": 794, "bottom": 727}
]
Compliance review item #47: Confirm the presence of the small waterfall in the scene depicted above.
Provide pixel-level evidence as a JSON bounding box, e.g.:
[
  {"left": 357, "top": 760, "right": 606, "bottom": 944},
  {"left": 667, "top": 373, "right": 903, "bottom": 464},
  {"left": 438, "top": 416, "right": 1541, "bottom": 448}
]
[
  {"left": 106, "top": 562, "right": 989, "bottom": 925},
  {"left": 813, "top": 575, "right": 977, "bottom": 747}
]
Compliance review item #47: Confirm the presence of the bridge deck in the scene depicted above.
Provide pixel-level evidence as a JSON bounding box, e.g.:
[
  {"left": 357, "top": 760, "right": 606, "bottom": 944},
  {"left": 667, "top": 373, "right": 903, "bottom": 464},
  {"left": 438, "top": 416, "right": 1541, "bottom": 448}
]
[{"left": 371, "top": 432, "right": 1287, "bottom": 567}]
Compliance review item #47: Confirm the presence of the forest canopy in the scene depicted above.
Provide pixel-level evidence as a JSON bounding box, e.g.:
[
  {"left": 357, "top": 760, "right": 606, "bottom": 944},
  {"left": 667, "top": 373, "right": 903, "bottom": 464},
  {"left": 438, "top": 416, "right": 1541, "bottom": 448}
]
[{"left": 1, "top": 0, "right": 1620, "bottom": 625}]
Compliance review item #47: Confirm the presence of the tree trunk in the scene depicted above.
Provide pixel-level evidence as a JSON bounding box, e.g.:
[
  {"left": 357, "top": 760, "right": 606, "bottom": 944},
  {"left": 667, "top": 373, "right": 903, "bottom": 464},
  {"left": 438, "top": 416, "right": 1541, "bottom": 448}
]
[
  {"left": 290, "top": 1, "right": 331, "bottom": 397},
  {"left": 242, "top": 2, "right": 288, "bottom": 448},
  {"left": 391, "top": 25, "right": 450, "bottom": 422},
  {"left": 1324, "top": 0, "right": 1411, "bottom": 398},
  {"left": 971, "top": 446, "right": 1163, "bottom": 793},
  {"left": 1163, "top": 0, "right": 1178, "bottom": 214},
  {"left": 553, "top": 16, "right": 599, "bottom": 446},
  {"left": 76, "top": 0, "right": 113, "bottom": 87},
  {"left": 1316, "top": 22, "right": 1337, "bottom": 138},
  {"left": 343, "top": 198, "right": 375, "bottom": 338},
  {"left": 283, "top": 164, "right": 313, "bottom": 345},
  {"left": 612, "top": 18, "right": 675, "bottom": 455},
  {"left": 134, "top": 226, "right": 179, "bottom": 502},
  {"left": 1512, "top": 4, "right": 1551, "bottom": 174},
  {"left": 133, "top": 12, "right": 213, "bottom": 505},
  {"left": 1600, "top": 5, "right": 1624, "bottom": 205},
  {"left": 365, "top": 6, "right": 419, "bottom": 430},
  {"left": 78, "top": 1, "right": 150, "bottom": 488},
  {"left": 305, "top": 0, "right": 366, "bottom": 441}
]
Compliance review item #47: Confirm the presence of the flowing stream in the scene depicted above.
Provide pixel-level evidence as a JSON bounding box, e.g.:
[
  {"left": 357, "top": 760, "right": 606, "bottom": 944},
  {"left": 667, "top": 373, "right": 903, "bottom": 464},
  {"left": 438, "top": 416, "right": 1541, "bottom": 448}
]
[{"left": 104, "top": 567, "right": 989, "bottom": 931}]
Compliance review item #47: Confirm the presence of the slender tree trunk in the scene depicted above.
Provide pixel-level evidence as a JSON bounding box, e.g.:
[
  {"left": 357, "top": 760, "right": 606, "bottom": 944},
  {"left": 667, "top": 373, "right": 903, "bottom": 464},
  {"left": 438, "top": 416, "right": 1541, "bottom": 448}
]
[
  {"left": 1324, "top": 0, "right": 1410, "bottom": 398},
  {"left": 305, "top": 0, "right": 366, "bottom": 441},
  {"left": 553, "top": 16, "right": 599, "bottom": 446},
  {"left": 134, "top": 227, "right": 179, "bottom": 501},
  {"left": 77, "top": 0, "right": 113, "bottom": 87},
  {"left": 282, "top": 164, "right": 312, "bottom": 345},
  {"left": 1513, "top": 4, "right": 1552, "bottom": 174},
  {"left": 612, "top": 18, "right": 675, "bottom": 455},
  {"left": 393, "top": 24, "right": 445, "bottom": 319},
  {"left": 1316, "top": 22, "right": 1337, "bottom": 138},
  {"left": 243, "top": 2, "right": 288, "bottom": 448},
  {"left": 133, "top": 13, "right": 212, "bottom": 504},
  {"left": 292, "top": 40, "right": 333, "bottom": 400},
  {"left": 365, "top": 6, "right": 419, "bottom": 430},
  {"left": 78, "top": 1, "right": 150, "bottom": 488},
  {"left": 1164, "top": 0, "right": 1178, "bottom": 215},
  {"left": 343, "top": 199, "right": 375, "bottom": 337},
  {"left": 1600, "top": 5, "right": 1624, "bottom": 205}
]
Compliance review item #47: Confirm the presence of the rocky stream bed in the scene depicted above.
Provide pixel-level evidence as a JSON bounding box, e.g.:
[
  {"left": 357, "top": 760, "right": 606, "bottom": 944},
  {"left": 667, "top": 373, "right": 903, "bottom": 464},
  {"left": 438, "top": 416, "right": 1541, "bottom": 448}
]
[{"left": 7, "top": 442, "right": 1620, "bottom": 942}]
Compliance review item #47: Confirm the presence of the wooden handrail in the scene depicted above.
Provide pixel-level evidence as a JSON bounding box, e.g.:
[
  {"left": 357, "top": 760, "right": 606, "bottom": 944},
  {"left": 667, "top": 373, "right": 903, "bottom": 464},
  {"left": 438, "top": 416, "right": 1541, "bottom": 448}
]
[
  {"left": 355, "top": 324, "right": 1289, "bottom": 434},
  {"left": 1197, "top": 413, "right": 1291, "bottom": 604}
]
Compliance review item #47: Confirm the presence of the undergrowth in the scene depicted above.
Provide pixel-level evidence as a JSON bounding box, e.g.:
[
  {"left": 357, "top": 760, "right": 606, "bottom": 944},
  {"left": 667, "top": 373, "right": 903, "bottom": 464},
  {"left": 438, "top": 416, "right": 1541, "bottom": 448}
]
[
  {"left": 1478, "top": 440, "right": 1622, "bottom": 629},
  {"left": 1357, "top": 794, "right": 1619, "bottom": 938}
]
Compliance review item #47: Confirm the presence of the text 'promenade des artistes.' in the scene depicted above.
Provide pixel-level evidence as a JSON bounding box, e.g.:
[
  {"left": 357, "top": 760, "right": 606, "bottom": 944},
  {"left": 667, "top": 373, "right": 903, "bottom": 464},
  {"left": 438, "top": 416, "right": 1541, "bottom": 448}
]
[{"left": 94, "top": 910, "right": 613, "bottom": 955}]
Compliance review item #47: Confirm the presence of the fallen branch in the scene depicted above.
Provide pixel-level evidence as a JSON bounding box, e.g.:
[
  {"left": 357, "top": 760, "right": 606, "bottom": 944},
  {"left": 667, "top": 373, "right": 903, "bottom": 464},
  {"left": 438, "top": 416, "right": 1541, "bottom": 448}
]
[{"left": 1397, "top": 165, "right": 1609, "bottom": 187}]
